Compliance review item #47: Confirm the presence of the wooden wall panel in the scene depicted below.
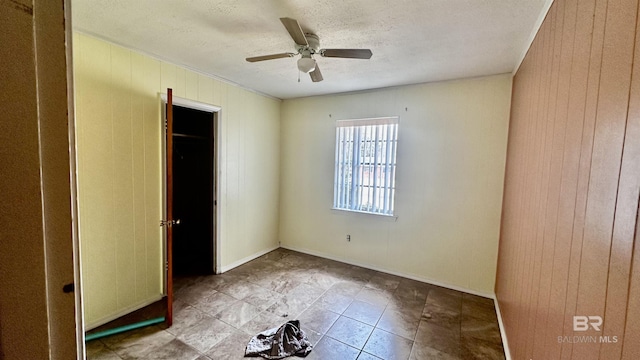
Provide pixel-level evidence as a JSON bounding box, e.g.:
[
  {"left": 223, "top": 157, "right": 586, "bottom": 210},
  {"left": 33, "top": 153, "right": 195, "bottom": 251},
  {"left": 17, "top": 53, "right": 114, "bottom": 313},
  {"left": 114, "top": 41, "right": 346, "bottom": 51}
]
[
  {"left": 573, "top": 0, "right": 638, "bottom": 358},
  {"left": 619, "top": 6, "right": 640, "bottom": 357},
  {"left": 545, "top": 0, "right": 590, "bottom": 358},
  {"left": 496, "top": 0, "right": 640, "bottom": 358},
  {"left": 74, "top": 33, "right": 282, "bottom": 329},
  {"left": 622, "top": 219, "right": 640, "bottom": 359},
  {"left": 560, "top": 0, "right": 607, "bottom": 357}
]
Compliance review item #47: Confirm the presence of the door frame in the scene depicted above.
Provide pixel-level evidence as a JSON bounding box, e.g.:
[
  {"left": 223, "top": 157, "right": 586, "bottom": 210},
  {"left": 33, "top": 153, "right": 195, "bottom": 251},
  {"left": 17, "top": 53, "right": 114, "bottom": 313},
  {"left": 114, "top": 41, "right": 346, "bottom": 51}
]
[
  {"left": 64, "top": 0, "right": 86, "bottom": 357},
  {"left": 160, "top": 94, "right": 222, "bottom": 289}
]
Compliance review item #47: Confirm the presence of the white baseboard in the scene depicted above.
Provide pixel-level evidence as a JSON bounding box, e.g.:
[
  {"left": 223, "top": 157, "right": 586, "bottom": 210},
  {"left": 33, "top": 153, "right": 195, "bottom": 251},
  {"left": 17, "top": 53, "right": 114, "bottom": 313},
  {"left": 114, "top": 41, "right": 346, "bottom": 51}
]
[
  {"left": 85, "top": 294, "right": 164, "bottom": 331},
  {"left": 220, "top": 245, "right": 280, "bottom": 273},
  {"left": 494, "top": 297, "right": 512, "bottom": 360},
  {"left": 280, "top": 244, "right": 494, "bottom": 299}
]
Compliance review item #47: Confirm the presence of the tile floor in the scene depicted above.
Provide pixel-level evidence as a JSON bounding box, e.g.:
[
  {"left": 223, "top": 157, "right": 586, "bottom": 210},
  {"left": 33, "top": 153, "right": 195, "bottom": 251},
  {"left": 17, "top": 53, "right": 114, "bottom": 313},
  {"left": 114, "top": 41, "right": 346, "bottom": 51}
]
[{"left": 86, "top": 249, "right": 505, "bottom": 360}]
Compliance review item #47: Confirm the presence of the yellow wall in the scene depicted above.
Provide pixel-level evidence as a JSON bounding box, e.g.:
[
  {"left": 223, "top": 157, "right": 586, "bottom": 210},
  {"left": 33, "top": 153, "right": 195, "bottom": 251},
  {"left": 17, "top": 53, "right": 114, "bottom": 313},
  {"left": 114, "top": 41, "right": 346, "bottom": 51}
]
[
  {"left": 74, "top": 33, "right": 281, "bottom": 328},
  {"left": 279, "top": 74, "right": 511, "bottom": 295}
]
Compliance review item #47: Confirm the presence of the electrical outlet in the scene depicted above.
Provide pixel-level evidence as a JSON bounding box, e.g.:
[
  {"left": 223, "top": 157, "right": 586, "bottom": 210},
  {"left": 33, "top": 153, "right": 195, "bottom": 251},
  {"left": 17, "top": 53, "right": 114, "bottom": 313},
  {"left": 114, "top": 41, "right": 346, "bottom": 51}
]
[{"left": 347, "top": 235, "right": 351, "bottom": 242}]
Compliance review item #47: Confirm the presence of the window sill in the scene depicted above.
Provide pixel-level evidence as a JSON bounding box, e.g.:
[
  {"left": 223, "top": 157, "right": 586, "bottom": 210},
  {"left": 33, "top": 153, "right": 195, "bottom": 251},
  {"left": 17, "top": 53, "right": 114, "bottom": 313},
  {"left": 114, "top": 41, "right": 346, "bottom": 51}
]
[{"left": 331, "top": 208, "right": 398, "bottom": 222}]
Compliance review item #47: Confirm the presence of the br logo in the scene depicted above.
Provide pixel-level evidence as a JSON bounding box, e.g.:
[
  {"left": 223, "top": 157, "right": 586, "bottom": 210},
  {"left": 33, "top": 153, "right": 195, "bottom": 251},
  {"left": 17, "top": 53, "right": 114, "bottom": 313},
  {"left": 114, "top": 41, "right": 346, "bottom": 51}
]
[{"left": 573, "top": 316, "right": 603, "bottom": 331}]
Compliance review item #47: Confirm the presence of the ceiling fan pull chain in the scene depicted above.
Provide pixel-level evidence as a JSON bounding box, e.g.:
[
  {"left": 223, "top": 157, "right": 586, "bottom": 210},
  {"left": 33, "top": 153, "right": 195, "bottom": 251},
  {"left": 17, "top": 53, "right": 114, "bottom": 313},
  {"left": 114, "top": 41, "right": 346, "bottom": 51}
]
[{"left": 298, "top": 70, "right": 301, "bottom": 83}]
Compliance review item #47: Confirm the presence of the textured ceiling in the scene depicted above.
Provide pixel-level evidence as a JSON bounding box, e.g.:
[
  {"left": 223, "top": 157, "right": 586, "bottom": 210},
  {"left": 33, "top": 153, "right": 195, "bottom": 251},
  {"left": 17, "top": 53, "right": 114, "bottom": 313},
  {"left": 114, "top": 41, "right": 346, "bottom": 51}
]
[{"left": 72, "top": 0, "right": 547, "bottom": 99}]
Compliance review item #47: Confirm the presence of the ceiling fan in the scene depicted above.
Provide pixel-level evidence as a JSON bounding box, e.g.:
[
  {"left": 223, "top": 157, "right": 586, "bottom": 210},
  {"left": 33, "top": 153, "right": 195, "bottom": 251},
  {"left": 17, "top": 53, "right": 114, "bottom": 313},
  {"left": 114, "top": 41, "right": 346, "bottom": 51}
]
[{"left": 246, "top": 17, "right": 373, "bottom": 82}]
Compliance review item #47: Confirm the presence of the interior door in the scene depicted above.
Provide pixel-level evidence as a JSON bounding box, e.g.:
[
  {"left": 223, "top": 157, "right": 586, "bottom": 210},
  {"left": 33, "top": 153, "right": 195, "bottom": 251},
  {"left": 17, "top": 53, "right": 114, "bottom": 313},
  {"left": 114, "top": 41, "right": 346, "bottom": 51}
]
[{"left": 165, "top": 88, "right": 174, "bottom": 327}]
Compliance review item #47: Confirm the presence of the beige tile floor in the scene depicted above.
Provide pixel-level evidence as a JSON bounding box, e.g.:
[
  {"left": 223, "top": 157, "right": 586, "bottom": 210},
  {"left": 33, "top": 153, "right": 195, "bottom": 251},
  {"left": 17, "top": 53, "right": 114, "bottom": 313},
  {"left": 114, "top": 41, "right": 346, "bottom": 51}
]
[{"left": 86, "top": 249, "right": 505, "bottom": 360}]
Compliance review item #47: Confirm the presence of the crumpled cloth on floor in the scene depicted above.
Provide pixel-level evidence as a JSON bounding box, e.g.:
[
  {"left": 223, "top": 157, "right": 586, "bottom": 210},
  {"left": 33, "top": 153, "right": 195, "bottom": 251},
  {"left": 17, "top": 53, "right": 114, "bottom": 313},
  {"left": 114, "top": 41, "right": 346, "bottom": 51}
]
[{"left": 245, "top": 320, "right": 313, "bottom": 359}]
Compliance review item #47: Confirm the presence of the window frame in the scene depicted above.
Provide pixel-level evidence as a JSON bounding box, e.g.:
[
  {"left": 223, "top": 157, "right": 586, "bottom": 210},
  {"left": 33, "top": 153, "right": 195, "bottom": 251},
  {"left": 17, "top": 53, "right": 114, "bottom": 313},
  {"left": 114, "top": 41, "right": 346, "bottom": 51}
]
[{"left": 332, "top": 116, "right": 399, "bottom": 217}]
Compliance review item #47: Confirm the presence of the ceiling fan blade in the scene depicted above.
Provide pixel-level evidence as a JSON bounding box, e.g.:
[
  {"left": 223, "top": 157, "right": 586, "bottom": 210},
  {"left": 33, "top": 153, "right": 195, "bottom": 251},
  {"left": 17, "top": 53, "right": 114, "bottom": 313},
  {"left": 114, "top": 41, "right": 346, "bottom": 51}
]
[
  {"left": 321, "top": 49, "right": 373, "bottom": 59},
  {"left": 309, "top": 65, "right": 323, "bottom": 82},
  {"left": 246, "top": 53, "right": 295, "bottom": 62},
  {"left": 280, "top": 17, "right": 308, "bottom": 46}
]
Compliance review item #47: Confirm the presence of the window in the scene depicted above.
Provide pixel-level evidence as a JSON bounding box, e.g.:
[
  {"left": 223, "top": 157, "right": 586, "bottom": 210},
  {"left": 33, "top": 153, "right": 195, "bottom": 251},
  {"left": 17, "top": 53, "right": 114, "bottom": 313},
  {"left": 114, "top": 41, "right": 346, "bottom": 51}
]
[{"left": 333, "top": 117, "right": 399, "bottom": 216}]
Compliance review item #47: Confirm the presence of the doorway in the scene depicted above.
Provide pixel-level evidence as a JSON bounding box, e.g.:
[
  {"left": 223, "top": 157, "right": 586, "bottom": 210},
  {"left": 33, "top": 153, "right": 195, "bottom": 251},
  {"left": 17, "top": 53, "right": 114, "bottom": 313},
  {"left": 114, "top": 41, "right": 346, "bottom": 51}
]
[
  {"left": 162, "top": 92, "right": 221, "bottom": 326},
  {"left": 171, "top": 105, "right": 216, "bottom": 276}
]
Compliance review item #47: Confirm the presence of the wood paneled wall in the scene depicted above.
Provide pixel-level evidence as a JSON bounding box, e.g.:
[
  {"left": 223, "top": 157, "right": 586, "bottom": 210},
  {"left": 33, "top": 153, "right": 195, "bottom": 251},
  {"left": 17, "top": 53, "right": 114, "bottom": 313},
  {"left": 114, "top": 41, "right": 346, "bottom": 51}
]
[
  {"left": 74, "top": 33, "right": 282, "bottom": 328},
  {"left": 495, "top": 0, "right": 640, "bottom": 359}
]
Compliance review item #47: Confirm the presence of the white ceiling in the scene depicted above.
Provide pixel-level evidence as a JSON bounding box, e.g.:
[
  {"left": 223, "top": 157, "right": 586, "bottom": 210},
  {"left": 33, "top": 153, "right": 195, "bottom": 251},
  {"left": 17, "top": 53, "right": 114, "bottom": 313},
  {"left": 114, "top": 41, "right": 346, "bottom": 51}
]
[{"left": 72, "top": 0, "right": 548, "bottom": 100}]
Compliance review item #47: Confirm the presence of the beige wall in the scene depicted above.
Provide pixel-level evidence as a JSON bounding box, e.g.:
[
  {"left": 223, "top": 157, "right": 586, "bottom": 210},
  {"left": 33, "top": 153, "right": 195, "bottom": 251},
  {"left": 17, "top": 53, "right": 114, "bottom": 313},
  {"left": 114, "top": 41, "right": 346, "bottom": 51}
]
[
  {"left": 1, "top": 0, "right": 78, "bottom": 359},
  {"left": 279, "top": 74, "right": 511, "bottom": 295},
  {"left": 74, "top": 33, "right": 281, "bottom": 328},
  {"left": 496, "top": 0, "right": 640, "bottom": 358}
]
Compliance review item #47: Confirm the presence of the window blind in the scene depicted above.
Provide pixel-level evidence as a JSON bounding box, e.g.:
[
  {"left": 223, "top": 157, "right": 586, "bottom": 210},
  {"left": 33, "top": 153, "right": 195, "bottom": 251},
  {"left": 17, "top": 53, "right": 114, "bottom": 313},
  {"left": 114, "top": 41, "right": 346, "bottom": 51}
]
[{"left": 333, "top": 117, "right": 398, "bottom": 215}]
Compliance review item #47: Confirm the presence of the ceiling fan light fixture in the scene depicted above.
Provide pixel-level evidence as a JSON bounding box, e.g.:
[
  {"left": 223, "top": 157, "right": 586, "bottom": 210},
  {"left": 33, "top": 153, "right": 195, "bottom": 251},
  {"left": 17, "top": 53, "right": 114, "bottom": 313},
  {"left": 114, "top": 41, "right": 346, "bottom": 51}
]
[
  {"left": 246, "top": 18, "right": 373, "bottom": 84},
  {"left": 297, "top": 56, "right": 316, "bottom": 73}
]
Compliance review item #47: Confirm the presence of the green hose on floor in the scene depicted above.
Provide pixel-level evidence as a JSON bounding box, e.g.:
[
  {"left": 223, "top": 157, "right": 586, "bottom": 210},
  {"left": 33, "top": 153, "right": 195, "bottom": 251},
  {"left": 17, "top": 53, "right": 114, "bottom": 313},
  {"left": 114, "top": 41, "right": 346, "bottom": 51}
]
[{"left": 85, "top": 317, "right": 165, "bottom": 342}]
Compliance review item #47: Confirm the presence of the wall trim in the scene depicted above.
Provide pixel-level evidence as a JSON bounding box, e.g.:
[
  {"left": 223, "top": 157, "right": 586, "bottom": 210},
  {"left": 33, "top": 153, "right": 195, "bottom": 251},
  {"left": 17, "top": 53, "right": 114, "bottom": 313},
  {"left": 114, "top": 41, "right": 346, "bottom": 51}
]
[
  {"left": 85, "top": 295, "right": 164, "bottom": 331},
  {"left": 494, "top": 298, "right": 512, "bottom": 360},
  {"left": 160, "top": 93, "right": 223, "bottom": 287},
  {"left": 513, "top": 0, "right": 555, "bottom": 74},
  {"left": 64, "top": 0, "right": 86, "bottom": 357},
  {"left": 280, "top": 244, "right": 494, "bottom": 299},
  {"left": 220, "top": 245, "right": 280, "bottom": 273},
  {"left": 160, "top": 93, "right": 221, "bottom": 113}
]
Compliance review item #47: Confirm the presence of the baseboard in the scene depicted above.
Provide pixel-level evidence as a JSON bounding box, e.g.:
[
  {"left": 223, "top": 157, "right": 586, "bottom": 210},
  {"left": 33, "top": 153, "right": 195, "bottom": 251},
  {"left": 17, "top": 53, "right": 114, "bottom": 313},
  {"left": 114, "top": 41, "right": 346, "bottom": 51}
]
[
  {"left": 220, "top": 245, "right": 280, "bottom": 273},
  {"left": 280, "top": 244, "right": 494, "bottom": 299},
  {"left": 85, "top": 294, "right": 164, "bottom": 331},
  {"left": 494, "top": 297, "right": 512, "bottom": 360}
]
